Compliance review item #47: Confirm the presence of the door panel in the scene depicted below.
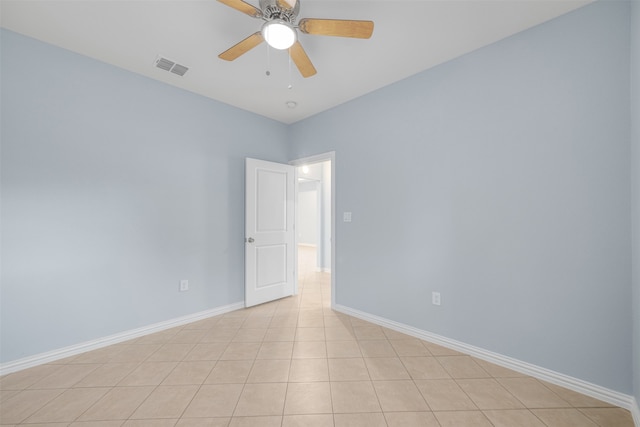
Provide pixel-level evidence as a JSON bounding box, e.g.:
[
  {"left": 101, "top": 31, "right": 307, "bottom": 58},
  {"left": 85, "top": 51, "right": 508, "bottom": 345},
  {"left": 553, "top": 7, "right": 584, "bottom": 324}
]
[{"left": 245, "top": 158, "right": 295, "bottom": 307}]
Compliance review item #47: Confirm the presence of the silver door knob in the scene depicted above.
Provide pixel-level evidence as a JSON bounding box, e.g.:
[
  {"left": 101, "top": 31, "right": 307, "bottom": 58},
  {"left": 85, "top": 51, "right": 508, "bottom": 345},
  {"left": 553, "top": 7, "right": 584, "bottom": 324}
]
[{"left": 247, "top": 237, "right": 255, "bottom": 243}]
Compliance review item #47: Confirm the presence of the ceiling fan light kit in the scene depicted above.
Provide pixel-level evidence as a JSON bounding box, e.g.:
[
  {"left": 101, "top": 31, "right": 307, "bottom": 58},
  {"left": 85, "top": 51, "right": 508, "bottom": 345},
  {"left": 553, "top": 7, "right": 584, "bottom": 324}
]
[
  {"left": 217, "top": 0, "right": 374, "bottom": 78},
  {"left": 262, "top": 20, "right": 296, "bottom": 50}
]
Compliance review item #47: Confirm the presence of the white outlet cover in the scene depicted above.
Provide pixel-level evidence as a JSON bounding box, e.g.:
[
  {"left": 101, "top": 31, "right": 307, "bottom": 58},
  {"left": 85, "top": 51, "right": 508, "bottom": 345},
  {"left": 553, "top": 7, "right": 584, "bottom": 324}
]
[{"left": 179, "top": 280, "right": 189, "bottom": 292}]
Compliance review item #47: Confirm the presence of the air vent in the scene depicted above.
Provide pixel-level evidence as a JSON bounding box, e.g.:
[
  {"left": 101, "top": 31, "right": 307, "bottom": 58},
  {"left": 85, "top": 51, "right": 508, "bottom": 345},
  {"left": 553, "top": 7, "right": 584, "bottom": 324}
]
[{"left": 154, "top": 56, "right": 189, "bottom": 76}]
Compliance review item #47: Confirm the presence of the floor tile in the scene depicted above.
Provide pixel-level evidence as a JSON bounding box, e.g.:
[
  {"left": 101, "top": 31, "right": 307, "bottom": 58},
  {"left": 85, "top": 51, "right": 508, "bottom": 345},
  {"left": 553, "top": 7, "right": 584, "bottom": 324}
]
[
  {"left": 292, "top": 341, "right": 327, "bottom": 359},
  {"left": 457, "top": 378, "right": 524, "bottom": 409},
  {"left": 579, "top": 407, "right": 635, "bottom": 426},
  {"left": 123, "top": 420, "right": 178, "bottom": 426},
  {"left": 130, "top": 385, "right": 199, "bottom": 419},
  {"left": 422, "top": 342, "right": 464, "bottom": 356},
  {"left": 373, "top": 380, "right": 429, "bottom": 411},
  {"left": 531, "top": 408, "right": 600, "bottom": 426},
  {"left": 357, "top": 340, "right": 396, "bottom": 358},
  {"left": 326, "top": 341, "right": 362, "bottom": 358},
  {"left": 74, "top": 363, "right": 138, "bottom": 387},
  {"left": 436, "top": 355, "right": 490, "bottom": 378},
  {"left": 364, "top": 357, "right": 410, "bottom": 380},
  {"left": 483, "top": 409, "right": 547, "bottom": 427},
  {"left": 26, "top": 387, "right": 109, "bottom": 423},
  {"left": 71, "top": 421, "right": 126, "bottom": 426},
  {"left": 234, "top": 383, "right": 287, "bottom": 416},
  {"left": 328, "top": 358, "right": 369, "bottom": 381},
  {"left": 434, "top": 410, "right": 494, "bottom": 426},
  {"left": 414, "top": 379, "right": 477, "bottom": 411},
  {"left": 324, "top": 327, "right": 356, "bottom": 341},
  {"left": 232, "top": 328, "right": 267, "bottom": 343},
  {"left": 382, "top": 328, "right": 414, "bottom": 340},
  {"left": 109, "top": 344, "right": 161, "bottom": 362},
  {"left": 182, "top": 384, "right": 243, "bottom": 418},
  {"left": 0, "top": 364, "right": 63, "bottom": 390},
  {"left": 330, "top": 381, "right": 381, "bottom": 413},
  {"left": 289, "top": 358, "right": 329, "bottom": 382},
  {"left": 247, "top": 359, "right": 290, "bottom": 383},
  {"left": 146, "top": 343, "right": 195, "bottom": 362},
  {"left": 401, "top": 356, "right": 450, "bottom": 380},
  {"left": 219, "top": 342, "right": 261, "bottom": 360},
  {"left": 389, "top": 339, "right": 431, "bottom": 356},
  {"left": 0, "top": 389, "right": 65, "bottom": 424},
  {"left": 263, "top": 327, "right": 296, "bottom": 341},
  {"left": 228, "top": 416, "right": 282, "bottom": 427},
  {"left": 473, "top": 358, "right": 527, "bottom": 378},
  {"left": 295, "top": 327, "right": 326, "bottom": 341},
  {"left": 200, "top": 328, "right": 240, "bottom": 343},
  {"left": 257, "top": 341, "right": 294, "bottom": 359},
  {"left": 168, "top": 329, "right": 208, "bottom": 344},
  {"left": 498, "top": 377, "right": 570, "bottom": 408},
  {"left": 205, "top": 360, "right": 253, "bottom": 384},
  {"left": 542, "top": 381, "right": 615, "bottom": 408},
  {"left": 78, "top": 386, "right": 154, "bottom": 421},
  {"left": 182, "top": 343, "right": 228, "bottom": 361},
  {"left": 334, "top": 412, "right": 386, "bottom": 427},
  {"left": 353, "top": 326, "right": 386, "bottom": 340},
  {"left": 117, "top": 361, "right": 177, "bottom": 386},
  {"left": 384, "top": 411, "right": 440, "bottom": 427},
  {"left": 284, "top": 382, "right": 332, "bottom": 414},
  {"left": 161, "top": 360, "right": 215, "bottom": 385},
  {"left": 282, "top": 414, "right": 334, "bottom": 427},
  {"left": 29, "top": 364, "right": 100, "bottom": 389},
  {"left": 175, "top": 418, "right": 230, "bottom": 426}
]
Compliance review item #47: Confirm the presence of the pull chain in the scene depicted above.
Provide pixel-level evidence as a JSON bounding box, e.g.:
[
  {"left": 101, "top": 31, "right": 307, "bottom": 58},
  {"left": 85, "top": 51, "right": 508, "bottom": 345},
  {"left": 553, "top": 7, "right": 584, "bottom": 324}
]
[
  {"left": 287, "top": 53, "right": 293, "bottom": 89},
  {"left": 265, "top": 44, "right": 271, "bottom": 76}
]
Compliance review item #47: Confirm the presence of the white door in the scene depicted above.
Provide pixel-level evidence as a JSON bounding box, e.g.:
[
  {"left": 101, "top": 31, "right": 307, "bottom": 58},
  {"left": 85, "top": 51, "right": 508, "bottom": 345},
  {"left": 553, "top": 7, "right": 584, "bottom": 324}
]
[{"left": 245, "top": 158, "right": 295, "bottom": 307}]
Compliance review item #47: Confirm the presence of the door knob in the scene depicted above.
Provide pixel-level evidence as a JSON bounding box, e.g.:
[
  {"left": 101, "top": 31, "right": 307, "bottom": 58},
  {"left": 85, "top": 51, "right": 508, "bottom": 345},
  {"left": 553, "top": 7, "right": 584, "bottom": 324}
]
[{"left": 247, "top": 237, "right": 255, "bottom": 243}]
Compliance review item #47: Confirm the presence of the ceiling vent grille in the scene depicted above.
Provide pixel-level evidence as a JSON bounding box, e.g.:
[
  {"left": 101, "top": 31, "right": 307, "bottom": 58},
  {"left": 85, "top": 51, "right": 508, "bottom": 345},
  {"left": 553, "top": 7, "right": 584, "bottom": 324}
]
[{"left": 154, "top": 56, "right": 189, "bottom": 76}]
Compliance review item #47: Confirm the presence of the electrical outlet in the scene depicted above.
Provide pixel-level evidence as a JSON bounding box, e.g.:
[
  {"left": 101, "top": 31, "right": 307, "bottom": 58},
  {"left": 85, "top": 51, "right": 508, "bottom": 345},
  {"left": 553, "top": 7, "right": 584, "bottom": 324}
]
[
  {"left": 432, "top": 292, "right": 441, "bottom": 306},
  {"left": 179, "top": 280, "right": 189, "bottom": 292}
]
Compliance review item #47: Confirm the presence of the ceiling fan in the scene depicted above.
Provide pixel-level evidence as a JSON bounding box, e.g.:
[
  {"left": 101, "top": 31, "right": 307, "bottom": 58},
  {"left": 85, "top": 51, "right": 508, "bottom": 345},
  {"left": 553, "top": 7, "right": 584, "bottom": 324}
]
[{"left": 217, "top": 0, "right": 374, "bottom": 78}]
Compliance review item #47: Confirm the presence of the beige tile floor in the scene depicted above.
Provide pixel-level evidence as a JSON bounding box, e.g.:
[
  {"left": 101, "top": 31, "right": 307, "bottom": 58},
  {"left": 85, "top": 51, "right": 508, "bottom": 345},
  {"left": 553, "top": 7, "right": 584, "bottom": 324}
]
[{"left": 0, "top": 247, "right": 635, "bottom": 426}]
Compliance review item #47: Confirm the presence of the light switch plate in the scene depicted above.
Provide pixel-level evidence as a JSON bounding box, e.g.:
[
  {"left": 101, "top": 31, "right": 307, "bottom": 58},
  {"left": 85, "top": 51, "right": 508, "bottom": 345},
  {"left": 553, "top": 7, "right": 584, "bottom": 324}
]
[{"left": 432, "top": 292, "right": 441, "bottom": 306}]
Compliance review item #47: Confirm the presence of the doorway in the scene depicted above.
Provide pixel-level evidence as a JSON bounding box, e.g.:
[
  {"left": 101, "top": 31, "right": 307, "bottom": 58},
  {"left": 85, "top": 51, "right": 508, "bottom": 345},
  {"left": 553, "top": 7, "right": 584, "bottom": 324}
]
[{"left": 291, "top": 152, "right": 335, "bottom": 308}]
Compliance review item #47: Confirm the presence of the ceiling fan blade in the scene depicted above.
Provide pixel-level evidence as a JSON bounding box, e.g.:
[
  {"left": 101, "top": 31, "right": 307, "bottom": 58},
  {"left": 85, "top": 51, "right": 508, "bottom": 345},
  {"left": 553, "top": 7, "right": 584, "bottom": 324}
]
[
  {"left": 219, "top": 32, "right": 264, "bottom": 61},
  {"left": 298, "top": 18, "right": 374, "bottom": 39},
  {"left": 217, "top": 0, "right": 262, "bottom": 18},
  {"left": 276, "top": 0, "right": 297, "bottom": 9},
  {"left": 289, "top": 41, "right": 317, "bottom": 78}
]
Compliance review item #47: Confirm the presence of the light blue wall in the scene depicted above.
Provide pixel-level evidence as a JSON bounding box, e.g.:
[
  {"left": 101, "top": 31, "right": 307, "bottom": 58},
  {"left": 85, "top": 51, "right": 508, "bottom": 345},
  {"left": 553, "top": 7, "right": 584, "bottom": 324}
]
[
  {"left": 631, "top": 0, "right": 640, "bottom": 409},
  {"left": 0, "top": 29, "right": 289, "bottom": 363},
  {"left": 290, "top": 1, "right": 632, "bottom": 393}
]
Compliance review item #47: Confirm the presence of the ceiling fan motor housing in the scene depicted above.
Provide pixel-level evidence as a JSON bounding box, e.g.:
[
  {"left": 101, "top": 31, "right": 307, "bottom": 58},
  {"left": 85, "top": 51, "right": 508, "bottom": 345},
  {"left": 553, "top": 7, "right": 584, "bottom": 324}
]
[{"left": 259, "top": 0, "right": 299, "bottom": 23}]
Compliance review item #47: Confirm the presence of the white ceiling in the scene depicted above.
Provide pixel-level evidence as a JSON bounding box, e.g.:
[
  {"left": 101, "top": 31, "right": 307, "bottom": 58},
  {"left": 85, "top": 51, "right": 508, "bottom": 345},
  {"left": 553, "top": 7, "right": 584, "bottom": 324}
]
[{"left": 1, "top": 0, "right": 591, "bottom": 124}]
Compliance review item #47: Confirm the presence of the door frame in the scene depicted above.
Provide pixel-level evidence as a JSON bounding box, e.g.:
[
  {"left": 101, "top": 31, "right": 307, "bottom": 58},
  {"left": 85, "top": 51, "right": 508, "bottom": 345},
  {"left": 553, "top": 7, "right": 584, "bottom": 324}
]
[{"left": 290, "top": 151, "right": 336, "bottom": 308}]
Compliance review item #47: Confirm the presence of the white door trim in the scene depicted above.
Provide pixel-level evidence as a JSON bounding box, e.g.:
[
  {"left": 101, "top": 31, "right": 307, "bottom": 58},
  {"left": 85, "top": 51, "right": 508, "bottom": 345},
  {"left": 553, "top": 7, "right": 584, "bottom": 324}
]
[{"left": 290, "top": 151, "right": 336, "bottom": 308}]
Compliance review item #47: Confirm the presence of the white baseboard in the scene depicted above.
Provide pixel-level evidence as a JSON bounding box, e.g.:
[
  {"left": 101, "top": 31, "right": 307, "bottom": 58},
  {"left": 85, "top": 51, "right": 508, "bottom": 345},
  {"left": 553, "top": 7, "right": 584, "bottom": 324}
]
[
  {"left": 631, "top": 397, "right": 640, "bottom": 427},
  {"left": 334, "top": 304, "right": 638, "bottom": 418},
  {"left": 0, "top": 301, "right": 244, "bottom": 376}
]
